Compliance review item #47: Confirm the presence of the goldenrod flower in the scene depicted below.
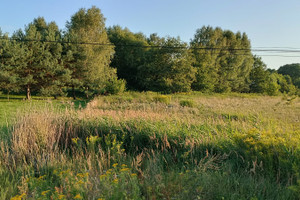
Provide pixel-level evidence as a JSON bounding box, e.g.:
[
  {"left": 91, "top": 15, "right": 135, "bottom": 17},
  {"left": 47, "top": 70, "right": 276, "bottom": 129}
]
[
  {"left": 58, "top": 194, "right": 65, "bottom": 199},
  {"left": 113, "top": 178, "right": 118, "bottom": 183},
  {"left": 86, "top": 135, "right": 99, "bottom": 145},
  {"left": 112, "top": 163, "right": 118, "bottom": 168},
  {"left": 10, "top": 196, "right": 20, "bottom": 200},
  {"left": 74, "top": 194, "right": 82, "bottom": 199},
  {"left": 120, "top": 168, "right": 130, "bottom": 172},
  {"left": 41, "top": 190, "right": 50, "bottom": 196},
  {"left": 19, "top": 193, "right": 26, "bottom": 198},
  {"left": 10, "top": 193, "right": 26, "bottom": 200},
  {"left": 38, "top": 175, "right": 46, "bottom": 180},
  {"left": 72, "top": 137, "right": 79, "bottom": 144},
  {"left": 100, "top": 174, "right": 106, "bottom": 179},
  {"left": 131, "top": 173, "right": 137, "bottom": 177}
]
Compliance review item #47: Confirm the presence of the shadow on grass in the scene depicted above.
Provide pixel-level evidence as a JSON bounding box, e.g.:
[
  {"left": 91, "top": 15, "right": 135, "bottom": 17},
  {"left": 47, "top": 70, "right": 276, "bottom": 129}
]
[
  {"left": 72, "top": 99, "right": 89, "bottom": 109},
  {"left": 0, "top": 125, "right": 12, "bottom": 142}
]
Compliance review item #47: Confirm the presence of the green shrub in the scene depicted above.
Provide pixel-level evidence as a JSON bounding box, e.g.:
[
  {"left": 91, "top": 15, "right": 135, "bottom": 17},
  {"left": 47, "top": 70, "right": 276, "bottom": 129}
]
[
  {"left": 105, "top": 78, "right": 126, "bottom": 95},
  {"left": 153, "top": 95, "right": 171, "bottom": 104},
  {"left": 179, "top": 99, "right": 195, "bottom": 107}
]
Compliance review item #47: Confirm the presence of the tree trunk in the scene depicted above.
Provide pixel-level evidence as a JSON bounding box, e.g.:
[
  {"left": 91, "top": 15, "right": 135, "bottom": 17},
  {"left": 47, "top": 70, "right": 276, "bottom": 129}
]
[
  {"left": 26, "top": 85, "right": 31, "bottom": 100},
  {"left": 72, "top": 85, "right": 76, "bottom": 100},
  {"left": 85, "top": 87, "right": 89, "bottom": 99}
]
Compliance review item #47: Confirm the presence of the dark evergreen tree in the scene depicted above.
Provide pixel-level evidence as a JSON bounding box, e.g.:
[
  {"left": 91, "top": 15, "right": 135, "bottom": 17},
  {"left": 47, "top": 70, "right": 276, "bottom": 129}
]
[
  {"left": 249, "top": 56, "right": 269, "bottom": 93},
  {"left": 12, "top": 18, "right": 70, "bottom": 100},
  {"left": 0, "top": 33, "right": 21, "bottom": 100}
]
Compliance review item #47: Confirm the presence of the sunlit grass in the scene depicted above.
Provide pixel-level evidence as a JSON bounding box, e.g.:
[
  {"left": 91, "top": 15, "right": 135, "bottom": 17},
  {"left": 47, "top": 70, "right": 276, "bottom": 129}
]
[{"left": 0, "top": 92, "right": 299, "bottom": 199}]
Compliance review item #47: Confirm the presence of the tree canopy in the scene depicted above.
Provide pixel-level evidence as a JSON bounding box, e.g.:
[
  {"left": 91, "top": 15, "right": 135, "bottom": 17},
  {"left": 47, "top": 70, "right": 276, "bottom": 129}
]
[
  {"left": 0, "top": 7, "right": 299, "bottom": 98},
  {"left": 190, "top": 26, "right": 253, "bottom": 93},
  {"left": 277, "top": 63, "right": 300, "bottom": 89}
]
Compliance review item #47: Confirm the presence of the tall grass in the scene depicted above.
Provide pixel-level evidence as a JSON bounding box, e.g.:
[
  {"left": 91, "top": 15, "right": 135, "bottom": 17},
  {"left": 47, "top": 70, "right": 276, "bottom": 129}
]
[{"left": 0, "top": 92, "right": 299, "bottom": 199}]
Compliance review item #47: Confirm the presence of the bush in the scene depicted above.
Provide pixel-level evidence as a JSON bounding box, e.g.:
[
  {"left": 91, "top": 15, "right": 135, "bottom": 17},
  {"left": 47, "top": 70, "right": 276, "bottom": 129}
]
[
  {"left": 153, "top": 95, "right": 171, "bottom": 104},
  {"left": 179, "top": 99, "right": 195, "bottom": 107},
  {"left": 105, "top": 78, "right": 126, "bottom": 95}
]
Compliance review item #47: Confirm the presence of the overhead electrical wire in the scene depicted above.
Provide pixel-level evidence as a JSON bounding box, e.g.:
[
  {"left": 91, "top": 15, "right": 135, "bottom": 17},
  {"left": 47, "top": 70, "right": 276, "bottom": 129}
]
[{"left": 1, "top": 36, "right": 300, "bottom": 58}]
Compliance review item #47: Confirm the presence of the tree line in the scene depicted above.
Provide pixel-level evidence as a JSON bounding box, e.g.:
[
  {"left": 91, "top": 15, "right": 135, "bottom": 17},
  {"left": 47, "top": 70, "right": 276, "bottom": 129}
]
[{"left": 0, "top": 6, "right": 299, "bottom": 99}]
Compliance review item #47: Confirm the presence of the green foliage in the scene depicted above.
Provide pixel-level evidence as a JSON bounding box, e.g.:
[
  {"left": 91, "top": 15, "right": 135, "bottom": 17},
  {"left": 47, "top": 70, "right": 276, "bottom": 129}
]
[
  {"left": 104, "top": 77, "right": 126, "bottom": 95},
  {"left": 13, "top": 167, "right": 141, "bottom": 200},
  {"left": 190, "top": 26, "right": 254, "bottom": 93},
  {"left": 249, "top": 57, "right": 296, "bottom": 95},
  {"left": 277, "top": 74, "right": 297, "bottom": 94},
  {"left": 153, "top": 95, "right": 171, "bottom": 104},
  {"left": 265, "top": 73, "right": 280, "bottom": 95},
  {"left": 107, "top": 26, "right": 148, "bottom": 90},
  {"left": 64, "top": 6, "right": 117, "bottom": 98},
  {"left": 138, "top": 35, "right": 196, "bottom": 93},
  {"left": 249, "top": 56, "right": 269, "bottom": 93},
  {"left": 278, "top": 63, "right": 300, "bottom": 89},
  {"left": 0, "top": 93, "right": 300, "bottom": 199},
  {"left": 179, "top": 99, "right": 195, "bottom": 107},
  {"left": 1, "top": 10, "right": 298, "bottom": 97}
]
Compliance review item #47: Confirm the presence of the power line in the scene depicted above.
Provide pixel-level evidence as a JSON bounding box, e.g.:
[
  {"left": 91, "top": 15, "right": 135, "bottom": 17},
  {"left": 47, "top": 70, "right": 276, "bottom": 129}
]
[{"left": 1, "top": 36, "right": 300, "bottom": 58}]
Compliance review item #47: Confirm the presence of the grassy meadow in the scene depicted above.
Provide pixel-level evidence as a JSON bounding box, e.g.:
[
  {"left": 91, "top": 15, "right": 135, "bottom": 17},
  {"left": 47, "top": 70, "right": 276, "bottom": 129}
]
[{"left": 0, "top": 92, "right": 300, "bottom": 199}]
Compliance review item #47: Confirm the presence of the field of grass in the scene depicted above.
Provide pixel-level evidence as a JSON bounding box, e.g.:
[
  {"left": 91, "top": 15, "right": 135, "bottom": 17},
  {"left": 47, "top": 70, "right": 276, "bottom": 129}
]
[{"left": 0, "top": 92, "right": 300, "bottom": 199}]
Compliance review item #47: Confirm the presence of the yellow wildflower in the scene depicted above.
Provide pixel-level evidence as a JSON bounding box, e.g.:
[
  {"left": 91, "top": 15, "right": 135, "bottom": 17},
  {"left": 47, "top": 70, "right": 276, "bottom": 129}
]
[
  {"left": 58, "top": 194, "right": 65, "bottom": 199},
  {"left": 121, "top": 164, "right": 127, "bottom": 168},
  {"left": 86, "top": 135, "right": 99, "bottom": 145},
  {"left": 113, "top": 178, "right": 118, "bottom": 183},
  {"left": 74, "top": 194, "right": 82, "bottom": 199},
  {"left": 112, "top": 163, "right": 118, "bottom": 168},
  {"left": 10, "top": 196, "right": 20, "bottom": 200},
  {"left": 41, "top": 190, "right": 50, "bottom": 196},
  {"left": 131, "top": 173, "right": 137, "bottom": 177},
  {"left": 120, "top": 168, "right": 130, "bottom": 172},
  {"left": 72, "top": 137, "right": 79, "bottom": 144},
  {"left": 38, "top": 175, "right": 46, "bottom": 180},
  {"left": 10, "top": 193, "right": 26, "bottom": 200},
  {"left": 100, "top": 174, "right": 106, "bottom": 179},
  {"left": 19, "top": 193, "right": 26, "bottom": 198}
]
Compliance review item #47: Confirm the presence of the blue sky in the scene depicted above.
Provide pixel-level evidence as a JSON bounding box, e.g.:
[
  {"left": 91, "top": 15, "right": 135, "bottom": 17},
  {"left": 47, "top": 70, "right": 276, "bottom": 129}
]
[{"left": 1, "top": 0, "right": 300, "bottom": 69}]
